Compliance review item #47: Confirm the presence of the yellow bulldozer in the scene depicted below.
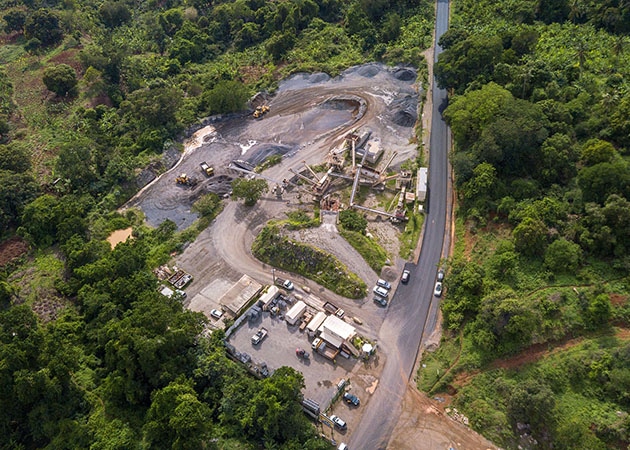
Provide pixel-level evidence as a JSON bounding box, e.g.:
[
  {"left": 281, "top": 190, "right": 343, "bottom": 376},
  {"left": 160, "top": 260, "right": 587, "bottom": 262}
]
[
  {"left": 175, "top": 173, "right": 198, "bottom": 187},
  {"left": 253, "top": 105, "right": 270, "bottom": 119}
]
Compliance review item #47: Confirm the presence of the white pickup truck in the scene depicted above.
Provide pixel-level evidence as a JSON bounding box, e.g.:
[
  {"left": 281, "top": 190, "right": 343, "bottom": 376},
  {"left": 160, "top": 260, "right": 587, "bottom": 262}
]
[
  {"left": 251, "top": 327, "right": 268, "bottom": 345},
  {"left": 275, "top": 278, "right": 294, "bottom": 291}
]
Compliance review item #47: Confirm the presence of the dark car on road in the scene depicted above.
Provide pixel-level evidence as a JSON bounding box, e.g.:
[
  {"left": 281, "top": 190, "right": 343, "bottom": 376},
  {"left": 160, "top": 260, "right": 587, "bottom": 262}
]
[{"left": 343, "top": 392, "right": 360, "bottom": 406}]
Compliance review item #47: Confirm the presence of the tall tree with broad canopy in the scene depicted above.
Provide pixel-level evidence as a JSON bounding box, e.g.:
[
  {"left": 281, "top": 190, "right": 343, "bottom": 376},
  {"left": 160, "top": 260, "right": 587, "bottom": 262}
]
[
  {"left": 42, "top": 64, "right": 78, "bottom": 97},
  {"left": 231, "top": 178, "right": 268, "bottom": 206}
]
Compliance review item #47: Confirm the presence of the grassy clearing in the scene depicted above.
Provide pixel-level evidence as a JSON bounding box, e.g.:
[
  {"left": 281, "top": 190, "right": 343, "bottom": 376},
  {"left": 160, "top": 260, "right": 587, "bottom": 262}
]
[
  {"left": 339, "top": 229, "right": 388, "bottom": 273},
  {"left": 417, "top": 335, "right": 462, "bottom": 394},
  {"left": 9, "top": 250, "right": 64, "bottom": 304}
]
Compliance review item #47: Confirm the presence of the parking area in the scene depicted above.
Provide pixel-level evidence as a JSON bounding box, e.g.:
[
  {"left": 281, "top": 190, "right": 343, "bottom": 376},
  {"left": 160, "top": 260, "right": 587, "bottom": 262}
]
[{"left": 227, "top": 306, "right": 358, "bottom": 408}]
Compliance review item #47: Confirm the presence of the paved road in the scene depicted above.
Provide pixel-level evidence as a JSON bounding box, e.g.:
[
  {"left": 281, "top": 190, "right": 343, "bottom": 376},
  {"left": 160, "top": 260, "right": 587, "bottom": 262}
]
[{"left": 349, "top": 1, "right": 451, "bottom": 448}]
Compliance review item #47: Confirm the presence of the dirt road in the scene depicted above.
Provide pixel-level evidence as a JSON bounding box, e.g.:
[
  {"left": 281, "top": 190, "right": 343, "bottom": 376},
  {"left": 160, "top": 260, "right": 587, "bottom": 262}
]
[{"left": 388, "top": 385, "right": 498, "bottom": 450}]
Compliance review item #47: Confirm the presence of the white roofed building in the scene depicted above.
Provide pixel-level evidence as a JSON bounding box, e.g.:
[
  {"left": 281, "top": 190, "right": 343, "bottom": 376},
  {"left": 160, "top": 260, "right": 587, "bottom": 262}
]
[{"left": 317, "top": 315, "right": 356, "bottom": 349}]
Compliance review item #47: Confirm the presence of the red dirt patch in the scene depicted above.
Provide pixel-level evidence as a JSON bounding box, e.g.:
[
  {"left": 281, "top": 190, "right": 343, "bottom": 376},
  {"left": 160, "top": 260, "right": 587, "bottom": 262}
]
[
  {"left": 452, "top": 369, "right": 480, "bottom": 388},
  {"left": 49, "top": 48, "right": 84, "bottom": 76},
  {"left": 0, "top": 31, "right": 22, "bottom": 45},
  {"left": 87, "top": 92, "right": 113, "bottom": 108},
  {"left": 610, "top": 293, "right": 628, "bottom": 307},
  {"left": 616, "top": 327, "right": 630, "bottom": 340},
  {"left": 0, "top": 236, "right": 30, "bottom": 267},
  {"left": 490, "top": 336, "right": 587, "bottom": 371}
]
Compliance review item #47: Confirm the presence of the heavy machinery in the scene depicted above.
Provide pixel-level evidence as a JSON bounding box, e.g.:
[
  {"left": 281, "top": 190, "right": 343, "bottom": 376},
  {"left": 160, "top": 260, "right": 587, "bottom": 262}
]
[
  {"left": 200, "top": 161, "right": 214, "bottom": 177},
  {"left": 175, "top": 173, "right": 198, "bottom": 187},
  {"left": 253, "top": 105, "right": 270, "bottom": 118}
]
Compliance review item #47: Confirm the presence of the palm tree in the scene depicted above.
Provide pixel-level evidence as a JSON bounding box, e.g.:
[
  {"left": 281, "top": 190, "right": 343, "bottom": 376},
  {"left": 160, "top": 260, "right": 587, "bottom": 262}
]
[
  {"left": 568, "top": 0, "right": 587, "bottom": 23},
  {"left": 574, "top": 39, "right": 588, "bottom": 75},
  {"left": 612, "top": 35, "right": 627, "bottom": 66}
]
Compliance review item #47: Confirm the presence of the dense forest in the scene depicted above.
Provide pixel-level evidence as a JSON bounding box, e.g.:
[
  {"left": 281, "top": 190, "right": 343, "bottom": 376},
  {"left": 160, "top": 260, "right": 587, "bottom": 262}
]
[
  {"left": 419, "top": 0, "right": 630, "bottom": 449},
  {"left": 0, "top": 0, "right": 433, "bottom": 448}
]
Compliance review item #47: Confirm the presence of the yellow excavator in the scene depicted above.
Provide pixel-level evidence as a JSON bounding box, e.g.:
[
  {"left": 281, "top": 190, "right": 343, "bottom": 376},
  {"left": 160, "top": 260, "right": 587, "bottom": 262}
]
[{"left": 253, "top": 105, "right": 270, "bottom": 119}]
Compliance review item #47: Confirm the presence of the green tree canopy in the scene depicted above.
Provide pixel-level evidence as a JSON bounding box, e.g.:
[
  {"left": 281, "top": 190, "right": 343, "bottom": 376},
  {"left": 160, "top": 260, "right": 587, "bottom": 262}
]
[
  {"left": 192, "top": 193, "right": 221, "bottom": 218},
  {"left": 42, "top": 64, "right": 78, "bottom": 97},
  {"left": 24, "top": 9, "right": 63, "bottom": 47},
  {"left": 143, "top": 379, "right": 211, "bottom": 449},
  {"left": 0, "top": 170, "right": 38, "bottom": 233},
  {"left": 537, "top": 133, "right": 577, "bottom": 186},
  {"left": 201, "top": 80, "right": 250, "bottom": 116},
  {"left": 231, "top": 178, "right": 268, "bottom": 206},
  {"left": 544, "top": 238, "right": 582, "bottom": 273},
  {"left": 339, "top": 208, "right": 367, "bottom": 233},
  {"left": 55, "top": 139, "right": 98, "bottom": 191},
  {"left": 3, "top": 10, "right": 26, "bottom": 33},
  {"left": 444, "top": 83, "right": 516, "bottom": 153},
  {"left": 435, "top": 34, "right": 503, "bottom": 91},
  {"left": 513, "top": 217, "right": 548, "bottom": 256},
  {"left": 507, "top": 379, "right": 556, "bottom": 438},
  {"left": 0, "top": 142, "right": 31, "bottom": 172},
  {"left": 99, "top": 1, "right": 131, "bottom": 28},
  {"left": 578, "top": 160, "right": 630, "bottom": 204},
  {"left": 580, "top": 138, "right": 617, "bottom": 166}
]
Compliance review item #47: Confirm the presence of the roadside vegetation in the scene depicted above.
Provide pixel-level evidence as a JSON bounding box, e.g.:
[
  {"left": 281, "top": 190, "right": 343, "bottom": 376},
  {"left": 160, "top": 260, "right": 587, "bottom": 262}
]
[
  {"left": 338, "top": 209, "right": 389, "bottom": 273},
  {"left": 253, "top": 222, "right": 367, "bottom": 299},
  {"left": 0, "top": 0, "right": 435, "bottom": 446},
  {"left": 399, "top": 210, "right": 424, "bottom": 259},
  {"left": 285, "top": 209, "right": 320, "bottom": 230},
  {"left": 418, "top": 0, "right": 630, "bottom": 448}
]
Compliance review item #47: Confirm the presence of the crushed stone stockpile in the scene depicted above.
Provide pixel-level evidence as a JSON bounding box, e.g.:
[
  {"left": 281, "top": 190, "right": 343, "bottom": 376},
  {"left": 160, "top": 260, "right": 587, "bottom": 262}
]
[{"left": 125, "top": 63, "right": 421, "bottom": 230}]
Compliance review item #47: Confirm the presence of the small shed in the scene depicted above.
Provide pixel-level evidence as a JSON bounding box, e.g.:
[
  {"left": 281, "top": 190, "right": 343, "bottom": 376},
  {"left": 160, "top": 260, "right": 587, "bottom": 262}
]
[
  {"left": 160, "top": 286, "right": 175, "bottom": 298},
  {"left": 306, "top": 311, "right": 327, "bottom": 335},
  {"left": 285, "top": 300, "right": 307, "bottom": 325},
  {"left": 259, "top": 285, "right": 279, "bottom": 311}
]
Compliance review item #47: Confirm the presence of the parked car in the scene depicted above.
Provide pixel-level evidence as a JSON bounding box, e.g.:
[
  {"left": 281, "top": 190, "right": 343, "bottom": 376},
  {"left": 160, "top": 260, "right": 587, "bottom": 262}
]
[
  {"left": 296, "top": 348, "right": 310, "bottom": 359},
  {"left": 338, "top": 444, "right": 348, "bottom": 450},
  {"left": 343, "top": 392, "right": 360, "bottom": 406},
  {"left": 210, "top": 309, "right": 223, "bottom": 319},
  {"left": 373, "top": 286, "right": 389, "bottom": 298},
  {"left": 373, "top": 296, "right": 388, "bottom": 307},
  {"left": 330, "top": 415, "right": 347, "bottom": 430},
  {"left": 376, "top": 279, "right": 391, "bottom": 290},
  {"left": 437, "top": 269, "right": 445, "bottom": 281},
  {"left": 433, "top": 281, "right": 443, "bottom": 297},
  {"left": 401, "top": 269, "right": 410, "bottom": 284}
]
